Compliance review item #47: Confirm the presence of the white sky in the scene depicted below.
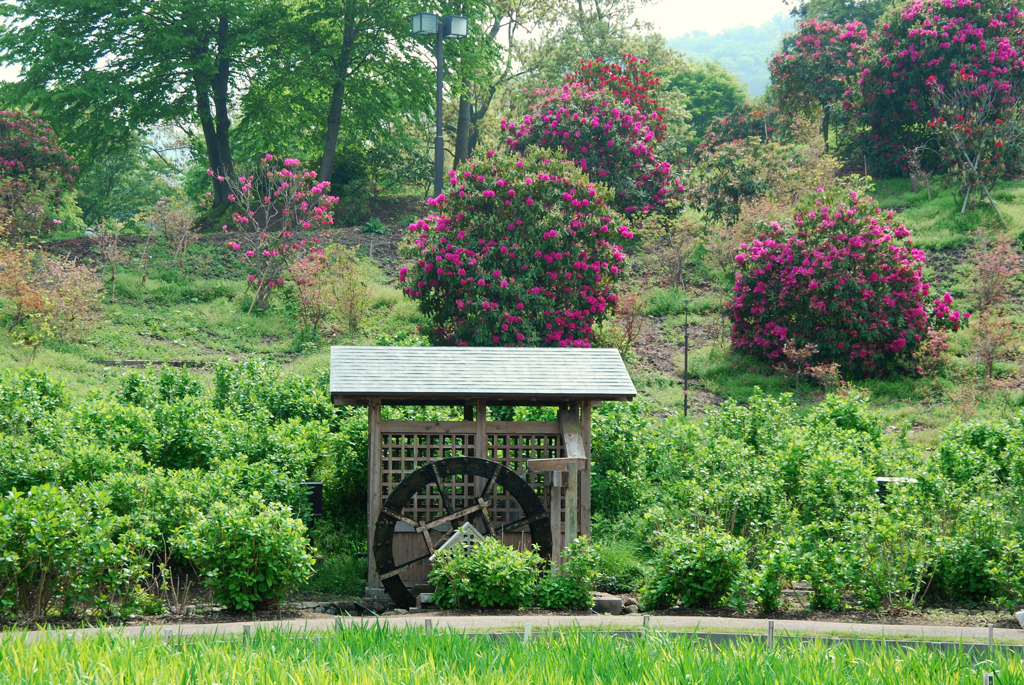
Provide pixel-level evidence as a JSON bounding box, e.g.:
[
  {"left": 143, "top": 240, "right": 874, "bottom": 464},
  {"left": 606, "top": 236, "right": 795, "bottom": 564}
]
[{"left": 636, "top": 0, "right": 791, "bottom": 37}]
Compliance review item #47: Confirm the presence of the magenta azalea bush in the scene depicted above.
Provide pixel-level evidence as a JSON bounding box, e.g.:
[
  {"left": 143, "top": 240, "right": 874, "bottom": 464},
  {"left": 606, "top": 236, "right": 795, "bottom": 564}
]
[
  {"left": 501, "top": 82, "right": 682, "bottom": 218},
  {"left": 217, "top": 155, "right": 337, "bottom": 311},
  {"left": 731, "top": 188, "right": 967, "bottom": 377},
  {"left": 769, "top": 19, "right": 869, "bottom": 148},
  {"left": 856, "top": 0, "right": 1024, "bottom": 174},
  {"left": 400, "top": 149, "right": 631, "bottom": 347},
  {"left": 0, "top": 110, "right": 78, "bottom": 237}
]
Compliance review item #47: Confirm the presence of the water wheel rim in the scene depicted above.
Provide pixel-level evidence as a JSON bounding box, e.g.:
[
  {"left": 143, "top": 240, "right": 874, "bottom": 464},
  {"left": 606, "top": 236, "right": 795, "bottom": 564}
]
[{"left": 373, "top": 456, "right": 551, "bottom": 609}]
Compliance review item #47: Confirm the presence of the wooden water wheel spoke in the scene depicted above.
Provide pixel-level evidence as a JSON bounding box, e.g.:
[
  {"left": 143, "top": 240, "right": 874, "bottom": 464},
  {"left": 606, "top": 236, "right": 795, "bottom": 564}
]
[
  {"left": 473, "top": 497, "right": 497, "bottom": 537},
  {"left": 480, "top": 461, "right": 501, "bottom": 500},
  {"left": 420, "top": 502, "right": 486, "bottom": 531},
  {"left": 379, "top": 553, "right": 433, "bottom": 581},
  {"left": 420, "top": 528, "right": 435, "bottom": 554},
  {"left": 374, "top": 457, "right": 551, "bottom": 609},
  {"left": 380, "top": 508, "right": 421, "bottom": 529},
  {"left": 498, "top": 510, "right": 548, "bottom": 534},
  {"left": 430, "top": 461, "right": 455, "bottom": 515}
]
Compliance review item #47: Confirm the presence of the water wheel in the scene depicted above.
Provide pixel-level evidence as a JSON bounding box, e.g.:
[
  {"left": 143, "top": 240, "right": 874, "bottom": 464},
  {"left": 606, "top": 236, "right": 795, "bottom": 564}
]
[{"left": 373, "top": 456, "right": 551, "bottom": 609}]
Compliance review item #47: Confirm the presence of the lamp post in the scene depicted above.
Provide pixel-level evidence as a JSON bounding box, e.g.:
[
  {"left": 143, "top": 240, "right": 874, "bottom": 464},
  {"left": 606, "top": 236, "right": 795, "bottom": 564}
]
[{"left": 411, "top": 12, "right": 468, "bottom": 197}]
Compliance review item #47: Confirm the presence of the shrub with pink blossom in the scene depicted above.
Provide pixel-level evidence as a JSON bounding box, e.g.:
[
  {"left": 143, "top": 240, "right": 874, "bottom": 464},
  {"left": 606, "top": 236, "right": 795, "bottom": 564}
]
[
  {"left": 856, "top": 0, "right": 1024, "bottom": 175},
  {"left": 769, "top": 19, "right": 869, "bottom": 149},
  {"left": 400, "top": 149, "right": 631, "bottom": 347},
  {"left": 570, "top": 55, "right": 667, "bottom": 142},
  {"left": 0, "top": 110, "right": 78, "bottom": 238},
  {"left": 730, "top": 188, "right": 967, "bottom": 378},
  {"left": 501, "top": 82, "right": 682, "bottom": 218},
  {"left": 217, "top": 155, "right": 338, "bottom": 311}
]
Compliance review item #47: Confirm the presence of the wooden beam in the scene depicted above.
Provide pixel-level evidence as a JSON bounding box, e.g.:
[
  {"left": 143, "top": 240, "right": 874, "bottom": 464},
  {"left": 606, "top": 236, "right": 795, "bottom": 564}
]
[
  {"left": 367, "top": 399, "right": 382, "bottom": 589},
  {"left": 525, "top": 457, "right": 588, "bottom": 472},
  {"left": 378, "top": 420, "right": 559, "bottom": 435}
]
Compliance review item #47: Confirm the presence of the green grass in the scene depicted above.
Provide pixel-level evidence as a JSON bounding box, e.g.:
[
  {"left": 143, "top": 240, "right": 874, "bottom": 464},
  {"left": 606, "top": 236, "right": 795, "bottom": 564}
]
[
  {"left": 0, "top": 627, "right": 1019, "bottom": 684},
  {"left": 872, "top": 177, "right": 1024, "bottom": 250}
]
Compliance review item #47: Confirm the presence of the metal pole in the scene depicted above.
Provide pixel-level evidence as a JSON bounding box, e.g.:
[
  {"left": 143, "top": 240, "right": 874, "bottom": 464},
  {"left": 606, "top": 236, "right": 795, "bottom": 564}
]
[
  {"left": 683, "top": 304, "right": 689, "bottom": 418},
  {"left": 433, "top": 26, "right": 444, "bottom": 198}
]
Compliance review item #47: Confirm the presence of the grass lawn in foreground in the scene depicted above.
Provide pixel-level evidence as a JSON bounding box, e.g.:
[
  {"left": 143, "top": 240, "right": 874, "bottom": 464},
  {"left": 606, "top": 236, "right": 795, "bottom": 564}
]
[{"left": 1, "top": 626, "right": 1019, "bottom": 684}]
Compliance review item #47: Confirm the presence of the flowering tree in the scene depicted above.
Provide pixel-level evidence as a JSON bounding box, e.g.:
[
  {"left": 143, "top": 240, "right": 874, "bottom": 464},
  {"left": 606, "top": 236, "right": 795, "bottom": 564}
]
[
  {"left": 731, "top": 188, "right": 967, "bottom": 378},
  {"left": 856, "top": 0, "right": 1024, "bottom": 175},
  {"left": 570, "top": 55, "right": 667, "bottom": 141},
  {"left": 0, "top": 110, "right": 77, "bottom": 239},
  {"left": 926, "top": 75, "right": 1024, "bottom": 216},
  {"left": 401, "top": 149, "right": 631, "bottom": 347},
  {"left": 769, "top": 19, "right": 868, "bottom": 150},
  {"left": 501, "top": 82, "right": 682, "bottom": 219},
  {"left": 218, "top": 155, "right": 338, "bottom": 311}
]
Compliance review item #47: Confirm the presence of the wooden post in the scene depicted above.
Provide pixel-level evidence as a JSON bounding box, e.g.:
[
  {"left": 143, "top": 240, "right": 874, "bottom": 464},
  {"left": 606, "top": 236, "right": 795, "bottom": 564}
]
[
  {"left": 565, "top": 459, "right": 579, "bottom": 544},
  {"left": 550, "top": 470, "right": 563, "bottom": 569},
  {"left": 580, "top": 401, "right": 592, "bottom": 538},
  {"left": 367, "top": 398, "right": 382, "bottom": 589},
  {"left": 559, "top": 404, "right": 584, "bottom": 545},
  {"left": 475, "top": 400, "right": 487, "bottom": 460}
]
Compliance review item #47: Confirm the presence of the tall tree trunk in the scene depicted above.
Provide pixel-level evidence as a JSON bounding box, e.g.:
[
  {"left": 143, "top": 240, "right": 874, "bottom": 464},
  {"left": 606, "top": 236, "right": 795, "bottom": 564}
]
[
  {"left": 213, "top": 16, "right": 234, "bottom": 181},
  {"left": 454, "top": 95, "right": 472, "bottom": 167},
  {"left": 319, "top": 79, "right": 347, "bottom": 182},
  {"left": 319, "top": 24, "right": 357, "bottom": 182},
  {"left": 197, "top": 88, "right": 229, "bottom": 207},
  {"left": 194, "top": 15, "right": 235, "bottom": 209},
  {"left": 821, "top": 107, "right": 831, "bottom": 153}
]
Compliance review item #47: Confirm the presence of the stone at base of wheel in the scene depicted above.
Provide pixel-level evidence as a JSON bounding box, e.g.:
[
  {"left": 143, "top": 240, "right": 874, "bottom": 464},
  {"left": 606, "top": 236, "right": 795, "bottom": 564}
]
[{"left": 373, "top": 456, "right": 551, "bottom": 609}]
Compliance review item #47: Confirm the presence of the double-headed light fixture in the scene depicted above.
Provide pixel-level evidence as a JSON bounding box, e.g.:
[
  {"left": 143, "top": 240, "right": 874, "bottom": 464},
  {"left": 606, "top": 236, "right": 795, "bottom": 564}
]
[{"left": 411, "top": 12, "right": 468, "bottom": 197}]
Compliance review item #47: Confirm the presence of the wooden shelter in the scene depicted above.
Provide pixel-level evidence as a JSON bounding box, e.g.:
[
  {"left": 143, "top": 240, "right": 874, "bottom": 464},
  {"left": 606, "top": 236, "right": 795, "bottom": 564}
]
[{"left": 329, "top": 346, "right": 636, "bottom": 607}]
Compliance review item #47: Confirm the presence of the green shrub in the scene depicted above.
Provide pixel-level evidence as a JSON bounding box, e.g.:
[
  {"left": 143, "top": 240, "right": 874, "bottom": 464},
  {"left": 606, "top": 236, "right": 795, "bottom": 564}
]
[
  {"left": 938, "top": 419, "right": 1016, "bottom": 483},
  {"left": 428, "top": 537, "right": 543, "bottom": 610},
  {"left": 304, "top": 554, "right": 367, "bottom": 596},
  {"left": 0, "top": 484, "right": 148, "bottom": 620},
  {"left": 640, "top": 526, "right": 747, "bottom": 610},
  {"left": 537, "top": 537, "right": 599, "bottom": 611},
  {"left": 152, "top": 398, "right": 259, "bottom": 470},
  {"left": 213, "top": 360, "right": 334, "bottom": 423},
  {"left": 791, "top": 430, "right": 879, "bottom": 524},
  {"left": 0, "top": 439, "right": 144, "bottom": 493},
  {"left": 0, "top": 367, "right": 70, "bottom": 435},
  {"left": 749, "top": 536, "right": 801, "bottom": 614},
  {"left": 117, "top": 366, "right": 204, "bottom": 408},
  {"left": 594, "top": 537, "right": 647, "bottom": 593},
  {"left": 172, "top": 494, "right": 315, "bottom": 611}
]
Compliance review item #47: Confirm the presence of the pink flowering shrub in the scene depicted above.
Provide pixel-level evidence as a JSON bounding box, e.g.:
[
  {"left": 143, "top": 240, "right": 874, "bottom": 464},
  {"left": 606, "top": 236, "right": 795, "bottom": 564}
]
[
  {"left": 570, "top": 55, "right": 667, "bottom": 142},
  {"left": 401, "top": 149, "right": 631, "bottom": 347},
  {"left": 731, "top": 188, "right": 967, "bottom": 378},
  {"left": 501, "top": 82, "right": 682, "bottom": 218},
  {"left": 0, "top": 110, "right": 78, "bottom": 238},
  {"left": 769, "top": 19, "right": 869, "bottom": 148},
  {"left": 856, "top": 0, "right": 1024, "bottom": 175},
  {"left": 217, "top": 155, "right": 338, "bottom": 311}
]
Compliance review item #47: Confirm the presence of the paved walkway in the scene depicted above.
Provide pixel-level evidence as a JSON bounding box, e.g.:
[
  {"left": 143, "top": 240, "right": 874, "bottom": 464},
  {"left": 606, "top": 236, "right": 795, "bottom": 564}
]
[{"left": 10, "top": 613, "right": 1024, "bottom": 645}]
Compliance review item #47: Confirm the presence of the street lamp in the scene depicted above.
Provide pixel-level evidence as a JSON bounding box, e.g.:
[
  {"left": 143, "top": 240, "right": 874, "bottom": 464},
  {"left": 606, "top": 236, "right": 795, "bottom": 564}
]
[{"left": 411, "top": 12, "right": 468, "bottom": 197}]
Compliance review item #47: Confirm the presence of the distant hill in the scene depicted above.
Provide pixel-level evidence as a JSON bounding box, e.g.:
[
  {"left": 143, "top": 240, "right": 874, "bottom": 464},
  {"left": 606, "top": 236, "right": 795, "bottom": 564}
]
[{"left": 667, "top": 13, "right": 795, "bottom": 97}]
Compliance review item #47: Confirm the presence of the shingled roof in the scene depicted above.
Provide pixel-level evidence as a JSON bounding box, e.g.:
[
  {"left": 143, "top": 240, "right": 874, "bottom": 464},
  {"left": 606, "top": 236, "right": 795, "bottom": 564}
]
[{"left": 330, "top": 346, "right": 636, "bottom": 404}]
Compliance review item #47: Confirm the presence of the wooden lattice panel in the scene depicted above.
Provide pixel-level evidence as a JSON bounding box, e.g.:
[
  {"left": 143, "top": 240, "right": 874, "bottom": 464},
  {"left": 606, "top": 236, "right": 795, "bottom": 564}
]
[{"left": 378, "top": 421, "right": 564, "bottom": 527}]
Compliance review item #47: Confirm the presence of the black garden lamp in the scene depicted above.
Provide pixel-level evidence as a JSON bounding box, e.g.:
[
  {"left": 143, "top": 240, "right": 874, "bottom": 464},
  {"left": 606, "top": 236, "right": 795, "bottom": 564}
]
[{"left": 411, "top": 12, "right": 469, "bottom": 197}]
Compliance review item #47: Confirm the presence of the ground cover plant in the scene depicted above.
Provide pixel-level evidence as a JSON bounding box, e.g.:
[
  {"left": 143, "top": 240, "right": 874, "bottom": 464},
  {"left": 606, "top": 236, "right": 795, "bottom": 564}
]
[{"left": 1, "top": 626, "right": 1021, "bottom": 684}]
